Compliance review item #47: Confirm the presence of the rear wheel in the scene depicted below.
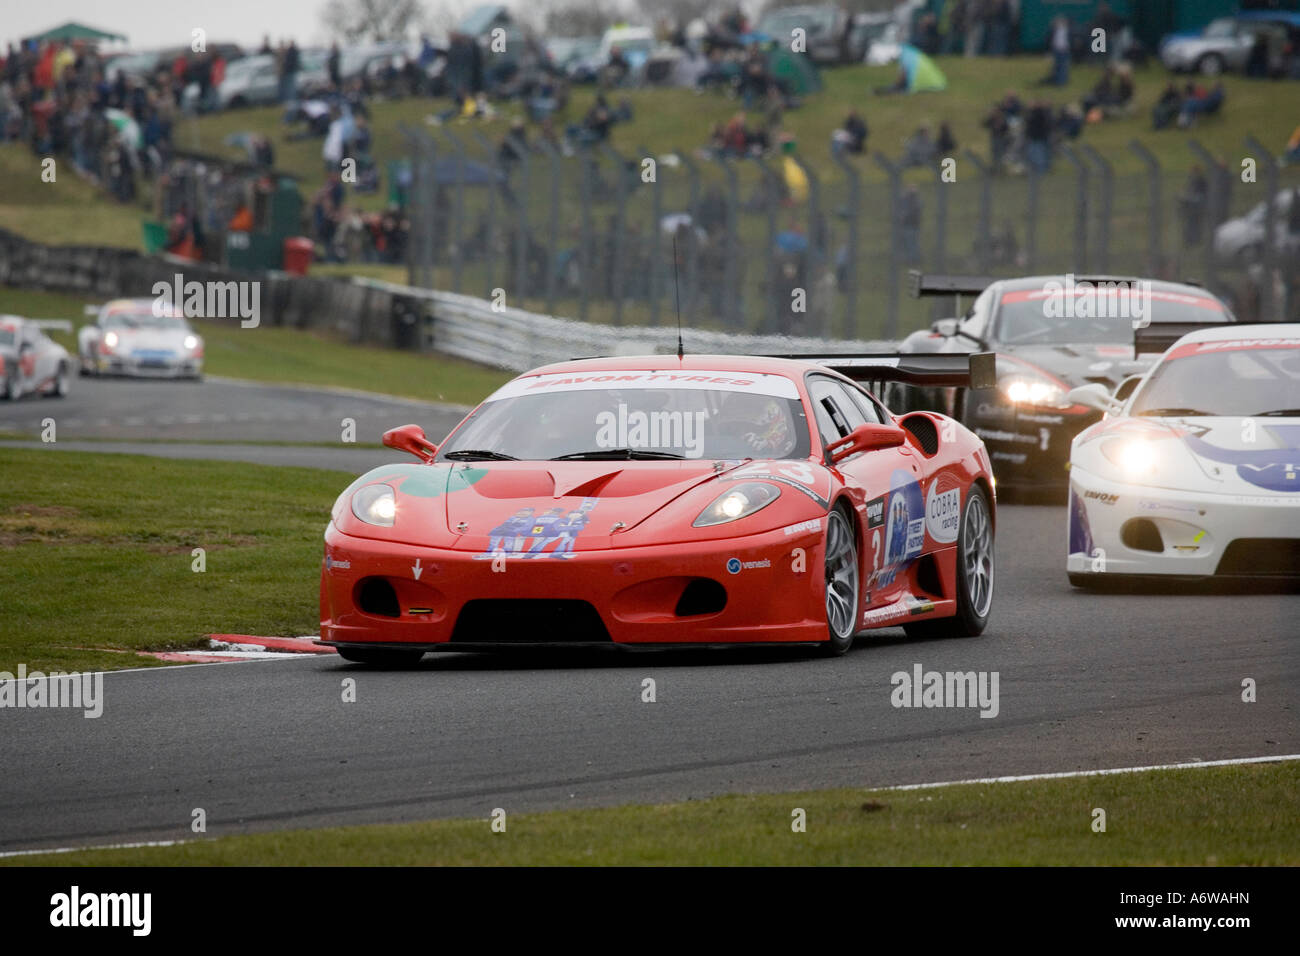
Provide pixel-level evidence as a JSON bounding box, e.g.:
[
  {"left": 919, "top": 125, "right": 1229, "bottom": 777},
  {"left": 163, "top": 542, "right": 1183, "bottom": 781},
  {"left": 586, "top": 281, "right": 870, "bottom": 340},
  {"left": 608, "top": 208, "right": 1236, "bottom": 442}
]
[
  {"left": 905, "top": 484, "right": 993, "bottom": 639},
  {"left": 336, "top": 646, "right": 425, "bottom": 666},
  {"left": 820, "top": 506, "right": 860, "bottom": 656},
  {"left": 49, "top": 363, "right": 70, "bottom": 397}
]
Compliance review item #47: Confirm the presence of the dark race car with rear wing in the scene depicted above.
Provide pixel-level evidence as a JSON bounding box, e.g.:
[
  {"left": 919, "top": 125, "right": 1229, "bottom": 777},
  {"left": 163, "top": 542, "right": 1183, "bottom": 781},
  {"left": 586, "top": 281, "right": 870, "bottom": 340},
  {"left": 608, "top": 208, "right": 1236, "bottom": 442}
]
[{"left": 887, "top": 271, "right": 1236, "bottom": 493}]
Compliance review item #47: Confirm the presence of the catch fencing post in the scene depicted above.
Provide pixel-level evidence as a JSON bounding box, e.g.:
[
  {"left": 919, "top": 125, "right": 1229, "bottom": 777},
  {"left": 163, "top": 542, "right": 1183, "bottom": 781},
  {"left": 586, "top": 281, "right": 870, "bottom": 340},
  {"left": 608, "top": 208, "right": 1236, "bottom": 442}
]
[
  {"left": 1080, "top": 144, "right": 1113, "bottom": 274},
  {"left": 1245, "top": 135, "right": 1280, "bottom": 322},
  {"left": 829, "top": 147, "right": 861, "bottom": 339},
  {"left": 1059, "top": 143, "right": 1090, "bottom": 273},
  {"left": 639, "top": 144, "right": 663, "bottom": 327},
  {"left": 438, "top": 128, "right": 469, "bottom": 293},
  {"left": 1128, "top": 139, "right": 1163, "bottom": 276},
  {"left": 873, "top": 151, "right": 902, "bottom": 338},
  {"left": 599, "top": 143, "right": 630, "bottom": 325},
  {"left": 964, "top": 149, "right": 992, "bottom": 275},
  {"left": 1187, "top": 140, "right": 1222, "bottom": 290},
  {"left": 470, "top": 130, "right": 502, "bottom": 298}
]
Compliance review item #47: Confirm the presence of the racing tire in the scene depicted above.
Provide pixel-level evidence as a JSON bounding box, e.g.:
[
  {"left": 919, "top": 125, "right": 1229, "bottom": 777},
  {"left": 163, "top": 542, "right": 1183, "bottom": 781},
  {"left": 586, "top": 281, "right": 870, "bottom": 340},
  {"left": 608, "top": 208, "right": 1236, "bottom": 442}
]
[
  {"left": 2, "top": 367, "right": 20, "bottom": 401},
  {"left": 819, "top": 505, "right": 861, "bottom": 656},
  {"left": 904, "top": 483, "right": 994, "bottom": 640},
  {"left": 48, "top": 363, "right": 70, "bottom": 397},
  {"left": 336, "top": 646, "right": 425, "bottom": 666}
]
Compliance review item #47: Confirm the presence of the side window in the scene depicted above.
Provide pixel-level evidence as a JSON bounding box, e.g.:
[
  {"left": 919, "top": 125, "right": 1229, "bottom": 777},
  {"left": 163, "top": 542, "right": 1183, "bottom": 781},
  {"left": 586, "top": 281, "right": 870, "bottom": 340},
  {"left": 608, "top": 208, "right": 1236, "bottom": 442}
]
[
  {"left": 808, "top": 377, "right": 866, "bottom": 442},
  {"left": 846, "top": 384, "right": 888, "bottom": 424}
]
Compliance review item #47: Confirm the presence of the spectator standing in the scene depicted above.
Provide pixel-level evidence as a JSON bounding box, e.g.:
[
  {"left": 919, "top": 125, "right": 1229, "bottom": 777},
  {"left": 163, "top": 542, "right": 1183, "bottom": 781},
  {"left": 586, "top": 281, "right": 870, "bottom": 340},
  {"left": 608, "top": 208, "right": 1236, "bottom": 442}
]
[
  {"left": 280, "top": 40, "right": 300, "bottom": 103},
  {"left": 1049, "top": 16, "right": 1071, "bottom": 86}
]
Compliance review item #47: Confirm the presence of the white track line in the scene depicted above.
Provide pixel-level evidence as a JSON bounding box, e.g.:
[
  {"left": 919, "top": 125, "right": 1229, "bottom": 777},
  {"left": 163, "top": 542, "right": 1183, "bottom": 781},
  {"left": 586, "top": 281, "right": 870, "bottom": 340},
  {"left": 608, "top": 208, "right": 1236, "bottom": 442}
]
[
  {"left": 0, "top": 839, "right": 187, "bottom": 859},
  {"left": 881, "top": 753, "right": 1300, "bottom": 791},
  {"left": 0, "top": 655, "right": 319, "bottom": 685}
]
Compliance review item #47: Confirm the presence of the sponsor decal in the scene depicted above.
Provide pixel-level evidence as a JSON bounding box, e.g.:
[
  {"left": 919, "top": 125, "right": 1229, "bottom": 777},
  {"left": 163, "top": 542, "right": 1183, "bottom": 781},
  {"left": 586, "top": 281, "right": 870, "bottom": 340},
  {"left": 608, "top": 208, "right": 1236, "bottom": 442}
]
[
  {"left": 477, "top": 497, "right": 599, "bottom": 560},
  {"left": 726, "top": 557, "right": 770, "bottom": 573},
  {"left": 863, "top": 598, "right": 910, "bottom": 626},
  {"left": 1017, "top": 413, "right": 1064, "bottom": 425},
  {"left": 489, "top": 370, "right": 800, "bottom": 400},
  {"left": 1084, "top": 490, "right": 1119, "bottom": 505},
  {"left": 1068, "top": 488, "right": 1094, "bottom": 558},
  {"left": 1138, "top": 500, "right": 1199, "bottom": 514},
  {"left": 907, "top": 594, "right": 936, "bottom": 615},
  {"left": 1172, "top": 545, "right": 1200, "bottom": 552},
  {"left": 865, "top": 494, "right": 886, "bottom": 529},
  {"left": 1183, "top": 424, "right": 1300, "bottom": 493},
  {"left": 975, "top": 428, "right": 1041, "bottom": 445},
  {"left": 1167, "top": 338, "right": 1300, "bottom": 360},
  {"left": 1231, "top": 495, "right": 1300, "bottom": 507},
  {"left": 991, "top": 451, "right": 1028, "bottom": 465},
  {"left": 977, "top": 402, "right": 1015, "bottom": 418},
  {"left": 324, "top": 555, "right": 351, "bottom": 571},
  {"left": 726, "top": 557, "right": 742, "bottom": 574},
  {"left": 925, "top": 483, "right": 961, "bottom": 544},
  {"left": 885, "top": 471, "right": 925, "bottom": 566},
  {"left": 782, "top": 518, "right": 822, "bottom": 536}
]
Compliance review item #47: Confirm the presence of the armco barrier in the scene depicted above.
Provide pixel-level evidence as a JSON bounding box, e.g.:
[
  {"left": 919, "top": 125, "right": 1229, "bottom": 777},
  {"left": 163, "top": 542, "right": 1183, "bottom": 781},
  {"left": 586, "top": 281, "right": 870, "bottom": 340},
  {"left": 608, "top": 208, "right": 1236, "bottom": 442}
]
[{"left": 1, "top": 229, "right": 889, "bottom": 372}]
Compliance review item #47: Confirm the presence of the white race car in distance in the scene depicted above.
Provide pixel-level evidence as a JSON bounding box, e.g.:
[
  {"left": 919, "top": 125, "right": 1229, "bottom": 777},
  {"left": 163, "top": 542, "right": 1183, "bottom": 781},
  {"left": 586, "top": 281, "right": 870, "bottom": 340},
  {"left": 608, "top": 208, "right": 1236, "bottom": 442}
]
[
  {"left": 78, "top": 299, "right": 204, "bottom": 380},
  {"left": 1066, "top": 323, "right": 1300, "bottom": 586}
]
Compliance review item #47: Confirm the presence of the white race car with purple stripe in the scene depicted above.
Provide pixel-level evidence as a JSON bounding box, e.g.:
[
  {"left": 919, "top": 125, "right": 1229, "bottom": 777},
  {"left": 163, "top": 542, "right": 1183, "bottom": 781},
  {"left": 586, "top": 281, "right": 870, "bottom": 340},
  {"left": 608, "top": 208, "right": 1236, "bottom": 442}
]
[{"left": 1065, "top": 324, "right": 1300, "bottom": 585}]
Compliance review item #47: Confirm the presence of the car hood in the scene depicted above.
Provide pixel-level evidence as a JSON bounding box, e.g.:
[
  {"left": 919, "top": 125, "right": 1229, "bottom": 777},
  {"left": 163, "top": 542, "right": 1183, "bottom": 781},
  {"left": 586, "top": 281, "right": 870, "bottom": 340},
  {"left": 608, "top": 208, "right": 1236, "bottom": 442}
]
[
  {"left": 1077, "top": 416, "right": 1300, "bottom": 496},
  {"left": 1002, "top": 342, "right": 1156, "bottom": 389},
  {"left": 340, "top": 459, "right": 773, "bottom": 551}
]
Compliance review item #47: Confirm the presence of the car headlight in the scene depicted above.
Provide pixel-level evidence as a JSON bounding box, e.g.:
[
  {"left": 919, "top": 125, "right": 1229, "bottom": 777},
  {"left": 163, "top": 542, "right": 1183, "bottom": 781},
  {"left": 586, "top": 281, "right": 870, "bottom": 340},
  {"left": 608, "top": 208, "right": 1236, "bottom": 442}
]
[
  {"left": 104, "top": 331, "right": 119, "bottom": 349},
  {"left": 351, "top": 483, "right": 396, "bottom": 526},
  {"left": 183, "top": 334, "right": 199, "bottom": 350},
  {"left": 1000, "top": 375, "right": 1069, "bottom": 409},
  {"left": 1101, "top": 437, "right": 1158, "bottom": 478},
  {"left": 693, "top": 482, "right": 781, "bottom": 527}
]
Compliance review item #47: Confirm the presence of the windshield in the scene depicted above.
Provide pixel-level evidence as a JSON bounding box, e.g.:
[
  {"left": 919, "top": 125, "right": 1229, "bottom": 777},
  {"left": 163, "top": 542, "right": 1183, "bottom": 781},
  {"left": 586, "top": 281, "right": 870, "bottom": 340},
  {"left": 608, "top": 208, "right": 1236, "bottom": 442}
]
[
  {"left": 993, "top": 286, "right": 1228, "bottom": 346},
  {"left": 104, "top": 312, "right": 189, "bottom": 331},
  {"left": 1131, "top": 339, "right": 1300, "bottom": 417},
  {"left": 439, "top": 373, "right": 810, "bottom": 462},
  {"left": 1204, "top": 18, "right": 1236, "bottom": 38},
  {"left": 0, "top": 328, "right": 14, "bottom": 347}
]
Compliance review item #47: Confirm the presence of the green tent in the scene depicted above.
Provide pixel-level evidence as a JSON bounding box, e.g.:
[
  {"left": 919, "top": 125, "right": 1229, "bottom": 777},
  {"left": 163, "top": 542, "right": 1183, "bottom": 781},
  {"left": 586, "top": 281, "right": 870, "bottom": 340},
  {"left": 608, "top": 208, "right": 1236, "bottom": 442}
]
[
  {"left": 24, "top": 22, "right": 127, "bottom": 44},
  {"left": 899, "top": 44, "right": 946, "bottom": 93},
  {"left": 766, "top": 48, "right": 822, "bottom": 96}
]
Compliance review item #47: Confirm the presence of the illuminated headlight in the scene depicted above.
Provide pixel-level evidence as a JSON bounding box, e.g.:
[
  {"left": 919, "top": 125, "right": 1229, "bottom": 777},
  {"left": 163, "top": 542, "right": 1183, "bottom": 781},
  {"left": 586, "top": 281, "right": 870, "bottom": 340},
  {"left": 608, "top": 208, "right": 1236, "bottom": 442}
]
[
  {"left": 1102, "top": 437, "right": 1157, "bottom": 478},
  {"left": 183, "top": 334, "right": 199, "bottom": 350},
  {"left": 1001, "top": 376, "right": 1068, "bottom": 408},
  {"left": 351, "top": 483, "right": 396, "bottom": 526},
  {"left": 104, "top": 331, "right": 119, "bottom": 349},
  {"left": 693, "top": 482, "right": 780, "bottom": 527}
]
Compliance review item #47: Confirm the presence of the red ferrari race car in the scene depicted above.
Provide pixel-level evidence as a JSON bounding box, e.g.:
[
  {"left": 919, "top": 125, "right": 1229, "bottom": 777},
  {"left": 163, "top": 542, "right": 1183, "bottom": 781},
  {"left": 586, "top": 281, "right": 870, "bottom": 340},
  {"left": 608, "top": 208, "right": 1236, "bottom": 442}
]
[{"left": 318, "top": 353, "right": 998, "bottom": 664}]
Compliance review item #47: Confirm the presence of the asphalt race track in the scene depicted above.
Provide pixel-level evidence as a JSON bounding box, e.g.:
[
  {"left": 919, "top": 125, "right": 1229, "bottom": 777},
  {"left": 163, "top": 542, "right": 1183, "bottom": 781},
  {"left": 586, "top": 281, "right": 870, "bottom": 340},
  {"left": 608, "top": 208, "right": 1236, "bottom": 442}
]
[
  {"left": 0, "top": 377, "right": 1296, "bottom": 853},
  {"left": 0, "top": 375, "right": 468, "bottom": 445},
  {"left": 3, "top": 485, "right": 1298, "bottom": 846}
]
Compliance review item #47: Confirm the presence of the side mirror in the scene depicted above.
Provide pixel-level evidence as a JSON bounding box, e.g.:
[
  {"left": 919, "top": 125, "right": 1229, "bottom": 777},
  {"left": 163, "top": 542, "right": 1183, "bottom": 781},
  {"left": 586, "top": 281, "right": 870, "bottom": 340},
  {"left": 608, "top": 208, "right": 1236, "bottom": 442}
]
[
  {"left": 383, "top": 423, "right": 438, "bottom": 461},
  {"left": 1066, "top": 383, "right": 1123, "bottom": 415},
  {"left": 827, "top": 423, "right": 907, "bottom": 464},
  {"left": 930, "top": 317, "right": 959, "bottom": 336}
]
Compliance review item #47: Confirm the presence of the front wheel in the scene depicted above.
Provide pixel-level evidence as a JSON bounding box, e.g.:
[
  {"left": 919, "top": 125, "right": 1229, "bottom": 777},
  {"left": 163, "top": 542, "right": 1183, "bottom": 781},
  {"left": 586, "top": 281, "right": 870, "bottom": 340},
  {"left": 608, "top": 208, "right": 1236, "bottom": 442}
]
[
  {"left": 819, "top": 506, "right": 860, "bottom": 655},
  {"left": 905, "top": 484, "right": 994, "bottom": 639},
  {"left": 48, "top": 363, "right": 70, "bottom": 397},
  {"left": 2, "top": 367, "right": 20, "bottom": 400},
  {"left": 336, "top": 646, "right": 425, "bottom": 666}
]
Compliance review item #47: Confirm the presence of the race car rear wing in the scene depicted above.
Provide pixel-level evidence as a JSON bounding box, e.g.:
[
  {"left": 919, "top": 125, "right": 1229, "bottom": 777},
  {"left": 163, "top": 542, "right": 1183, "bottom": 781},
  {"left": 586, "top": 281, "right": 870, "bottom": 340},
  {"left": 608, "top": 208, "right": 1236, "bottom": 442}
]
[
  {"left": 1133, "top": 321, "right": 1227, "bottom": 355},
  {"left": 775, "top": 352, "right": 998, "bottom": 390},
  {"left": 907, "top": 270, "right": 994, "bottom": 299},
  {"left": 29, "top": 319, "right": 73, "bottom": 334}
]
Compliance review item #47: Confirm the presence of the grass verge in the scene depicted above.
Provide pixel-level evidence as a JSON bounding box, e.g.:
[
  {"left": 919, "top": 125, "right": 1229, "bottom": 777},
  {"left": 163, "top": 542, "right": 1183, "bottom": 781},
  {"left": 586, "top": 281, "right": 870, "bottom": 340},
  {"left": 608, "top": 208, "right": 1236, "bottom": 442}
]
[
  {"left": 0, "top": 448, "right": 342, "bottom": 672},
  {"left": 6, "top": 761, "right": 1294, "bottom": 865}
]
